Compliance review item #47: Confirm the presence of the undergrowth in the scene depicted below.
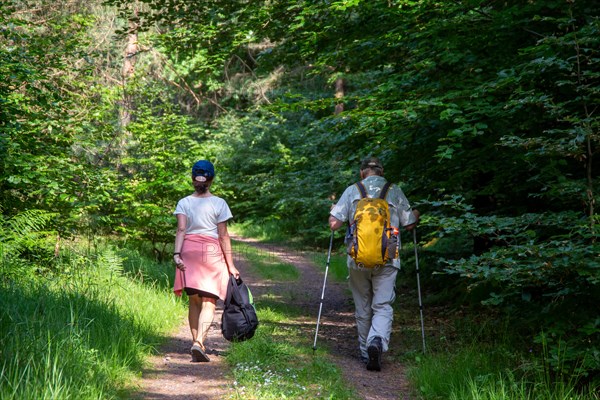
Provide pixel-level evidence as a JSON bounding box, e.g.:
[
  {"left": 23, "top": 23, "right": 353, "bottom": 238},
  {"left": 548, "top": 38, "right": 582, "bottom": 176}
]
[{"left": 398, "top": 235, "right": 599, "bottom": 400}]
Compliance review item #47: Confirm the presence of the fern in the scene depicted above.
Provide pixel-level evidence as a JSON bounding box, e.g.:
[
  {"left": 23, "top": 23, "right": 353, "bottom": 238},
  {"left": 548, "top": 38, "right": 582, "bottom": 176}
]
[
  {"left": 0, "top": 210, "right": 57, "bottom": 258},
  {"left": 97, "top": 247, "right": 125, "bottom": 280}
]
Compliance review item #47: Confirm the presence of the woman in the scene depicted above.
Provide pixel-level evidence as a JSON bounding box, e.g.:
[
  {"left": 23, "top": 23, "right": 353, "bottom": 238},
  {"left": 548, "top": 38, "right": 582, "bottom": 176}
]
[{"left": 173, "top": 160, "right": 239, "bottom": 362}]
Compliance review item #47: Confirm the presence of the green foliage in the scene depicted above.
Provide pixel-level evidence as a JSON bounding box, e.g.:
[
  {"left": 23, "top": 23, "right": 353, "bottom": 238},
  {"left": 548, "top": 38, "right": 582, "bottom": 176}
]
[
  {"left": 0, "top": 2, "right": 100, "bottom": 226},
  {"left": 0, "top": 209, "right": 56, "bottom": 256},
  {"left": 109, "top": 94, "right": 206, "bottom": 255},
  {"left": 4, "top": 0, "right": 600, "bottom": 389},
  {"left": 96, "top": 0, "right": 600, "bottom": 382},
  {"left": 409, "top": 345, "right": 514, "bottom": 399},
  {"left": 311, "top": 249, "right": 349, "bottom": 283},
  {"left": 0, "top": 209, "right": 58, "bottom": 283},
  {"left": 230, "top": 221, "right": 295, "bottom": 244},
  {"left": 117, "top": 241, "right": 176, "bottom": 291},
  {"left": 423, "top": 196, "right": 600, "bottom": 376},
  {"left": 450, "top": 371, "right": 598, "bottom": 400}
]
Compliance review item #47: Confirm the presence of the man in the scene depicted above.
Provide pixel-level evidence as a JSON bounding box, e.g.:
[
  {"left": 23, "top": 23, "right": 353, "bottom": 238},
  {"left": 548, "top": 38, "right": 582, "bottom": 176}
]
[{"left": 329, "top": 157, "right": 419, "bottom": 371}]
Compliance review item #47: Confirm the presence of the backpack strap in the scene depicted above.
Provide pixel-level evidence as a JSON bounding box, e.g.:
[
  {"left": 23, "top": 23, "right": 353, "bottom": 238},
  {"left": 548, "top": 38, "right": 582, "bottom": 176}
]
[
  {"left": 379, "top": 182, "right": 392, "bottom": 200},
  {"left": 355, "top": 182, "right": 368, "bottom": 199}
]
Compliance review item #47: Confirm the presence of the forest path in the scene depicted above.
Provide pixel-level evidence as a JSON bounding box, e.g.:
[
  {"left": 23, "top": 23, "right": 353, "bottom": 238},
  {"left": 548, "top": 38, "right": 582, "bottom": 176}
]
[{"left": 132, "top": 236, "right": 411, "bottom": 399}]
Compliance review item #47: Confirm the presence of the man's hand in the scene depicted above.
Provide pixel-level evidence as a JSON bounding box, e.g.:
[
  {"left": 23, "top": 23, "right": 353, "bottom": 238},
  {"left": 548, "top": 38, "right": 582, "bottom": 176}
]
[
  {"left": 329, "top": 215, "right": 344, "bottom": 231},
  {"left": 404, "top": 209, "right": 420, "bottom": 231}
]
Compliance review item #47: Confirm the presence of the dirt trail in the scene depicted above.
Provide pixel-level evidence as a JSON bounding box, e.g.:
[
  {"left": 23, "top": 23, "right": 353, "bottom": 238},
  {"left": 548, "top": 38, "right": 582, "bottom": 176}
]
[
  {"left": 132, "top": 309, "right": 232, "bottom": 399},
  {"left": 133, "top": 237, "right": 411, "bottom": 399}
]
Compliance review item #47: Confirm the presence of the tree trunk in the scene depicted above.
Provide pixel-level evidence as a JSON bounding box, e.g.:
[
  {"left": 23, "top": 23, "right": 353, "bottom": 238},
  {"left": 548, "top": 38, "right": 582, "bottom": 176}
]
[{"left": 120, "top": 10, "right": 139, "bottom": 129}]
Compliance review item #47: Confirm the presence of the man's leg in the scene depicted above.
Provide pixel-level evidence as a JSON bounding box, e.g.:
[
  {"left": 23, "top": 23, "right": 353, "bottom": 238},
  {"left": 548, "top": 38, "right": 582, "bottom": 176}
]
[
  {"left": 348, "top": 268, "right": 373, "bottom": 361},
  {"left": 367, "top": 266, "right": 398, "bottom": 353},
  {"left": 363, "top": 266, "right": 397, "bottom": 371}
]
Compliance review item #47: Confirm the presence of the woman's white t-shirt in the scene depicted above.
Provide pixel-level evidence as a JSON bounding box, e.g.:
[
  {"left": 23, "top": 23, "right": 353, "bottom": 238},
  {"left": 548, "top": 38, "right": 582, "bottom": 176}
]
[{"left": 174, "top": 195, "right": 233, "bottom": 238}]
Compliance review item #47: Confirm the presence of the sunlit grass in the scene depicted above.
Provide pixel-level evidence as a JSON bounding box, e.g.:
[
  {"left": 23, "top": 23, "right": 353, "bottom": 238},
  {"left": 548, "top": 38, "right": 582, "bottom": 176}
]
[
  {"left": 230, "top": 220, "right": 291, "bottom": 243},
  {"left": 231, "top": 221, "right": 348, "bottom": 281},
  {"left": 0, "top": 240, "right": 186, "bottom": 399},
  {"left": 448, "top": 370, "right": 599, "bottom": 400},
  {"left": 408, "top": 345, "right": 511, "bottom": 398},
  {"left": 225, "top": 306, "right": 358, "bottom": 399},
  {"left": 406, "top": 342, "right": 599, "bottom": 400},
  {"left": 232, "top": 240, "right": 300, "bottom": 281},
  {"left": 309, "top": 249, "right": 348, "bottom": 282}
]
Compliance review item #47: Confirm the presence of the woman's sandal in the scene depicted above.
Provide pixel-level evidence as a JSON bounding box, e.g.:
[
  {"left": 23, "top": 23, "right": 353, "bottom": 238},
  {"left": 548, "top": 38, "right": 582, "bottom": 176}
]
[{"left": 191, "top": 340, "right": 210, "bottom": 362}]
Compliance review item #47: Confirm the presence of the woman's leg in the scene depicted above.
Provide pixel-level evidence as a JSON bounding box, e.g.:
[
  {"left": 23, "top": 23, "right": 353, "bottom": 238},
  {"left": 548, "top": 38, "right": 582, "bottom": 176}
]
[
  {"left": 189, "top": 295, "right": 212, "bottom": 362},
  {"left": 198, "top": 297, "right": 217, "bottom": 347},
  {"left": 188, "top": 294, "right": 202, "bottom": 342}
]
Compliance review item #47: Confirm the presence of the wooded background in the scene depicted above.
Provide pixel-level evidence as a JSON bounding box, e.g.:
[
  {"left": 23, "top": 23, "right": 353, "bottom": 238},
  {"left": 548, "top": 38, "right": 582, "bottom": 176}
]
[{"left": 1, "top": 0, "right": 598, "bottom": 381}]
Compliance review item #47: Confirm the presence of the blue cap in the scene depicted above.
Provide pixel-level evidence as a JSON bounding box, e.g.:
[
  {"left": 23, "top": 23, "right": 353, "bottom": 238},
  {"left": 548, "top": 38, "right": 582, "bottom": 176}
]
[{"left": 192, "top": 160, "right": 215, "bottom": 179}]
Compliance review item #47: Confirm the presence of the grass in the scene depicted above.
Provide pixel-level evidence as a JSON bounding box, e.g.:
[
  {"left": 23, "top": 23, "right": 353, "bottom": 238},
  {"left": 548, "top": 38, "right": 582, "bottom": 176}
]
[
  {"left": 308, "top": 247, "right": 349, "bottom": 282},
  {"left": 230, "top": 220, "right": 293, "bottom": 244},
  {"left": 225, "top": 306, "right": 358, "bottom": 399},
  {"left": 0, "top": 239, "right": 185, "bottom": 399},
  {"left": 396, "top": 291, "right": 599, "bottom": 400},
  {"left": 232, "top": 220, "right": 349, "bottom": 283},
  {"left": 407, "top": 345, "right": 514, "bottom": 398},
  {"left": 408, "top": 346, "right": 599, "bottom": 400},
  {"left": 388, "top": 234, "right": 600, "bottom": 400},
  {"left": 232, "top": 240, "right": 300, "bottom": 281},
  {"left": 228, "top": 224, "right": 600, "bottom": 400},
  {"left": 0, "top": 229, "right": 356, "bottom": 400},
  {"left": 450, "top": 371, "right": 599, "bottom": 400}
]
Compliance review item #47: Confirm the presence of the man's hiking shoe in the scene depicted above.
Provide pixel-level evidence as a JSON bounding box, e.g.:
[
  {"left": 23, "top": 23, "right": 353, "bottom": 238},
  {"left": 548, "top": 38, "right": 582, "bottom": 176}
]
[
  {"left": 366, "top": 337, "right": 383, "bottom": 371},
  {"left": 191, "top": 341, "right": 210, "bottom": 362}
]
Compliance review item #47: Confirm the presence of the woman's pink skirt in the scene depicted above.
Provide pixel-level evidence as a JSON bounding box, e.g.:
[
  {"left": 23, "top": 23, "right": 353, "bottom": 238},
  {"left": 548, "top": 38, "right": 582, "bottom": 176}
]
[{"left": 173, "top": 234, "right": 230, "bottom": 300}]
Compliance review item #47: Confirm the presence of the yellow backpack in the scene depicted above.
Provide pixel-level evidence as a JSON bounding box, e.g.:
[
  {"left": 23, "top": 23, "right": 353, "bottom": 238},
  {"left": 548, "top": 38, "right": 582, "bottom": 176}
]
[{"left": 347, "top": 181, "right": 397, "bottom": 268}]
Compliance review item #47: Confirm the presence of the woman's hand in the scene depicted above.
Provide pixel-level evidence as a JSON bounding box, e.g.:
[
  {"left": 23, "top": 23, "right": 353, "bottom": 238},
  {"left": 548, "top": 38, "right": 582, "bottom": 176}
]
[
  {"left": 229, "top": 265, "right": 240, "bottom": 279},
  {"left": 174, "top": 254, "right": 185, "bottom": 270}
]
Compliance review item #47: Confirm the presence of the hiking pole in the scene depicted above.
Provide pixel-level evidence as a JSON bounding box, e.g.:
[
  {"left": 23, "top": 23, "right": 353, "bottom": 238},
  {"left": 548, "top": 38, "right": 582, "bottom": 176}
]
[
  {"left": 413, "top": 228, "right": 426, "bottom": 353},
  {"left": 313, "top": 230, "right": 334, "bottom": 354}
]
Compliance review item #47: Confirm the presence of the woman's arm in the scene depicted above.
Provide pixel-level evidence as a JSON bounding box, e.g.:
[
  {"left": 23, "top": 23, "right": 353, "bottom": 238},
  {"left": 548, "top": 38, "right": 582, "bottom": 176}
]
[
  {"left": 218, "top": 221, "right": 240, "bottom": 278},
  {"left": 173, "top": 213, "right": 187, "bottom": 270}
]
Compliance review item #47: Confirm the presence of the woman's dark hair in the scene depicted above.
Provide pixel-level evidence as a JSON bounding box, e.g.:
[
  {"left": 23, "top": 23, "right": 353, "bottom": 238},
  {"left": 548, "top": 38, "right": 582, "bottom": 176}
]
[{"left": 193, "top": 179, "right": 213, "bottom": 194}]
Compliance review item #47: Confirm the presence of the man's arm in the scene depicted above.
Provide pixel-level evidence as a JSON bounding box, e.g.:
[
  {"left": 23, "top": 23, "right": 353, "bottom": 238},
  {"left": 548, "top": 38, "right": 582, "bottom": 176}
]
[
  {"left": 403, "top": 209, "right": 420, "bottom": 231},
  {"left": 329, "top": 185, "right": 353, "bottom": 231}
]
